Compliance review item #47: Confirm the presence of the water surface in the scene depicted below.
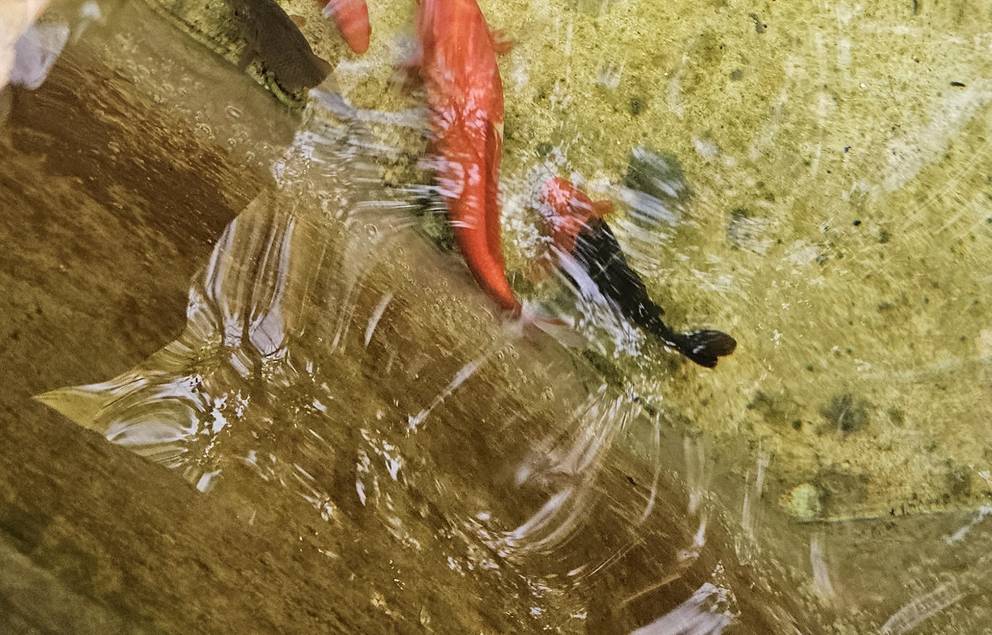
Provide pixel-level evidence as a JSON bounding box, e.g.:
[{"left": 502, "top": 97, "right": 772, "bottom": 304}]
[{"left": 2, "top": 0, "right": 992, "bottom": 632}]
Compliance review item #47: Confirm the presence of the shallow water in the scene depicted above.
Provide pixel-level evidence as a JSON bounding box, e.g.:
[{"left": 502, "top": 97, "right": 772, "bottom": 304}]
[{"left": 2, "top": 0, "right": 992, "bottom": 632}]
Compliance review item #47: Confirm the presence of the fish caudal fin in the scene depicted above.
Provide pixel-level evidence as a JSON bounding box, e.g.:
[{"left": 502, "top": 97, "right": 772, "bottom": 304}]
[
  {"left": 510, "top": 303, "right": 587, "bottom": 348},
  {"left": 323, "top": 0, "right": 371, "bottom": 54},
  {"left": 674, "top": 330, "right": 737, "bottom": 368}
]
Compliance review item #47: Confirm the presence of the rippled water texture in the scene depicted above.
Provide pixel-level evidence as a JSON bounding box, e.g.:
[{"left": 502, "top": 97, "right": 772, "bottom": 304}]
[{"left": 3, "top": 0, "right": 992, "bottom": 632}]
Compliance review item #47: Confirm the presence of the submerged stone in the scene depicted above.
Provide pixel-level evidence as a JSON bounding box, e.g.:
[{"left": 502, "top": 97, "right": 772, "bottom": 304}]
[{"left": 779, "top": 483, "right": 822, "bottom": 522}]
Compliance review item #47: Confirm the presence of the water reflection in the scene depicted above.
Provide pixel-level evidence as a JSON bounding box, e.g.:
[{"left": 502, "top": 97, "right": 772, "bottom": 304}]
[
  {"left": 9, "top": 0, "right": 992, "bottom": 631},
  {"left": 505, "top": 385, "right": 633, "bottom": 556},
  {"left": 38, "top": 81, "right": 729, "bottom": 629},
  {"left": 630, "top": 582, "right": 735, "bottom": 635}
]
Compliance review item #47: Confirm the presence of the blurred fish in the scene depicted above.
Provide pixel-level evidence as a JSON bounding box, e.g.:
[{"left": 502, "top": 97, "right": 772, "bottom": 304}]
[
  {"left": 539, "top": 177, "right": 737, "bottom": 368},
  {"left": 321, "top": 0, "right": 371, "bottom": 54},
  {"left": 412, "top": 0, "right": 520, "bottom": 316},
  {"left": 227, "top": 0, "right": 331, "bottom": 97}
]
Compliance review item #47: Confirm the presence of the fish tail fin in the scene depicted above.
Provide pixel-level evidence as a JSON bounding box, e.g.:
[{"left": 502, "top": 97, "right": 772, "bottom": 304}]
[
  {"left": 323, "top": 0, "right": 371, "bottom": 54},
  {"left": 672, "top": 329, "right": 737, "bottom": 368},
  {"left": 513, "top": 304, "right": 587, "bottom": 347}
]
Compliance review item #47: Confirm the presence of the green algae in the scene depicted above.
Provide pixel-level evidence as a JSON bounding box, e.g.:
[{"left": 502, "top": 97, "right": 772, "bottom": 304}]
[{"left": 780, "top": 482, "right": 822, "bottom": 522}]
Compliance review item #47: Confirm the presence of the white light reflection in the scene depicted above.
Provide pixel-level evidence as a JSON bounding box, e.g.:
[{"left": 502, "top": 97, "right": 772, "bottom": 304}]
[
  {"left": 809, "top": 533, "right": 838, "bottom": 606},
  {"left": 407, "top": 343, "right": 498, "bottom": 432},
  {"left": 364, "top": 291, "right": 394, "bottom": 347},
  {"left": 503, "top": 386, "right": 633, "bottom": 557},
  {"left": 945, "top": 505, "right": 992, "bottom": 545},
  {"left": 677, "top": 515, "right": 708, "bottom": 563},
  {"left": 740, "top": 450, "right": 769, "bottom": 545},
  {"left": 684, "top": 435, "right": 710, "bottom": 516},
  {"left": 639, "top": 413, "right": 663, "bottom": 522},
  {"left": 10, "top": 21, "right": 67, "bottom": 90},
  {"left": 35, "top": 80, "right": 403, "bottom": 513},
  {"left": 630, "top": 582, "right": 736, "bottom": 635},
  {"left": 621, "top": 515, "right": 709, "bottom": 611},
  {"left": 879, "top": 582, "right": 964, "bottom": 635}
]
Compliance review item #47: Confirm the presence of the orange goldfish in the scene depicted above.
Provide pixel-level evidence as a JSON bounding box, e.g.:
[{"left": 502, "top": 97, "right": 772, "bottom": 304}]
[
  {"left": 322, "top": 0, "right": 371, "bottom": 54},
  {"left": 412, "top": 0, "right": 521, "bottom": 315}
]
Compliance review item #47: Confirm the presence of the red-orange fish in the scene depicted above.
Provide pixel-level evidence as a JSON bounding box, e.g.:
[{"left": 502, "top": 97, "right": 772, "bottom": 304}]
[
  {"left": 413, "top": 0, "right": 520, "bottom": 315},
  {"left": 538, "top": 176, "right": 615, "bottom": 254},
  {"left": 322, "top": 0, "right": 371, "bottom": 54}
]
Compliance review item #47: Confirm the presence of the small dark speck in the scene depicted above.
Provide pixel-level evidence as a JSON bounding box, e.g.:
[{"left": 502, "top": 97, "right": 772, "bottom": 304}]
[
  {"left": 729, "top": 69, "right": 744, "bottom": 81},
  {"left": 852, "top": 219, "right": 862, "bottom": 226},
  {"left": 628, "top": 97, "right": 644, "bottom": 116},
  {"left": 626, "top": 475, "right": 637, "bottom": 486},
  {"left": 748, "top": 13, "right": 767, "bottom": 33},
  {"left": 536, "top": 142, "right": 553, "bottom": 157},
  {"left": 950, "top": 81, "right": 966, "bottom": 87},
  {"left": 843, "top": 145, "right": 851, "bottom": 153}
]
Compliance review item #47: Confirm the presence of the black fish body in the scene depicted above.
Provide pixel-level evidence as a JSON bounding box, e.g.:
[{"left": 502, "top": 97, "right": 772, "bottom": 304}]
[
  {"left": 568, "top": 218, "right": 736, "bottom": 368},
  {"left": 227, "top": 0, "right": 331, "bottom": 97}
]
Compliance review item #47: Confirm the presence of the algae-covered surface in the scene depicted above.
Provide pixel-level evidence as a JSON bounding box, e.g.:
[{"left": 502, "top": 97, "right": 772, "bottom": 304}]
[
  {"left": 3, "top": 0, "right": 992, "bottom": 632},
  {"left": 331, "top": 0, "right": 992, "bottom": 520}
]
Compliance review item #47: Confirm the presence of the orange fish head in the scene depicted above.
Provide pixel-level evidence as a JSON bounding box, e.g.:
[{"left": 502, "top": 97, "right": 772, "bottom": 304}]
[{"left": 538, "top": 177, "right": 613, "bottom": 254}]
